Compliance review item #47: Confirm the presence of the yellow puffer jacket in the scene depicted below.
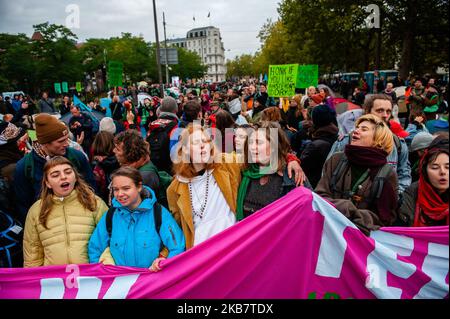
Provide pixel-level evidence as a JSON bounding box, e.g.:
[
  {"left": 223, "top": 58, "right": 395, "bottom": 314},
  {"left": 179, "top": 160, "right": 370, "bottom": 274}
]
[{"left": 23, "top": 190, "right": 108, "bottom": 267}]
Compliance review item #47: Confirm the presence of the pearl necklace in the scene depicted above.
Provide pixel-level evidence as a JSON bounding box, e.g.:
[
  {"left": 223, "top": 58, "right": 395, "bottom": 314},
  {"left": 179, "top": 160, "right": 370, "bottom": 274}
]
[{"left": 188, "top": 170, "right": 211, "bottom": 221}]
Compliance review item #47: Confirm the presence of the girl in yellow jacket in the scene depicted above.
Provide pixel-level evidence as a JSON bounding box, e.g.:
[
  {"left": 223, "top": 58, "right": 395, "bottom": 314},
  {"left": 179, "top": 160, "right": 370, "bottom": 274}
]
[{"left": 23, "top": 156, "right": 108, "bottom": 267}]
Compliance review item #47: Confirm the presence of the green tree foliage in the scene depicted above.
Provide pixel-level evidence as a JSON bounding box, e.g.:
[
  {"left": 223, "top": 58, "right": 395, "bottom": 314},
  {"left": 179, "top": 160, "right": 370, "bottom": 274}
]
[
  {"left": 0, "top": 23, "right": 207, "bottom": 95},
  {"left": 170, "top": 48, "right": 207, "bottom": 81},
  {"left": 31, "top": 23, "right": 84, "bottom": 93},
  {"left": 274, "top": 0, "right": 448, "bottom": 78},
  {"left": 224, "top": 0, "right": 448, "bottom": 80},
  {"left": 226, "top": 54, "right": 256, "bottom": 79},
  {"left": 0, "top": 34, "right": 35, "bottom": 93}
]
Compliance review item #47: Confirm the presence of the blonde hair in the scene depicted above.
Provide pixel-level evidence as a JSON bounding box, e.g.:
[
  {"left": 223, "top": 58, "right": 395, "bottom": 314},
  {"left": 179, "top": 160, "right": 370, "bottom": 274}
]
[
  {"left": 172, "top": 124, "right": 220, "bottom": 179},
  {"left": 355, "top": 114, "right": 394, "bottom": 154}
]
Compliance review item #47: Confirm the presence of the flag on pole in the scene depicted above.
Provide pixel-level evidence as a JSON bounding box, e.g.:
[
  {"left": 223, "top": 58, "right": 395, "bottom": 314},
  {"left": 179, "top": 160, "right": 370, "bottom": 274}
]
[
  {"left": 207, "top": 12, "right": 210, "bottom": 18},
  {"left": 193, "top": 15, "right": 195, "bottom": 21}
]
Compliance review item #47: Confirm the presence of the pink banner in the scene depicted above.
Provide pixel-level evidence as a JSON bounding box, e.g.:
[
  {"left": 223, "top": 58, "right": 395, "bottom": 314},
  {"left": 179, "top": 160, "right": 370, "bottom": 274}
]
[{"left": 0, "top": 188, "right": 448, "bottom": 299}]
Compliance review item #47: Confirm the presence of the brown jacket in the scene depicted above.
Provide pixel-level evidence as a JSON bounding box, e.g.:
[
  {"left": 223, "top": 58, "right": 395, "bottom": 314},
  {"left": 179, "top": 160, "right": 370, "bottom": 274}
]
[
  {"left": 315, "top": 152, "right": 398, "bottom": 234},
  {"left": 167, "top": 153, "right": 241, "bottom": 249}
]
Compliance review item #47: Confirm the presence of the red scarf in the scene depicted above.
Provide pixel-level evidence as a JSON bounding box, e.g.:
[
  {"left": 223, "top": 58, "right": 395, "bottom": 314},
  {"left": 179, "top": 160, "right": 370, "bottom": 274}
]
[{"left": 414, "top": 150, "right": 449, "bottom": 227}]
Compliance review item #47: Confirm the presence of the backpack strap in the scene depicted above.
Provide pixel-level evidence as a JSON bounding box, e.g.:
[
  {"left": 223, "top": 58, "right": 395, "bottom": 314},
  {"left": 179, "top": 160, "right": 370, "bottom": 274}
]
[
  {"left": 23, "top": 152, "right": 34, "bottom": 185},
  {"left": 329, "top": 153, "right": 349, "bottom": 196},
  {"left": 105, "top": 204, "right": 162, "bottom": 242},
  {"left": 66, "top": 147, "right": 82, "bottom": 171},
  {"left": 153, "top": 203, "right": 162, "bottom": 235},
  {"left": 365, "top": 164, "right": 393, "bottom": 205},
  {"left": 105, "top": 207, "right": 116, "bottom": 240},
  {"left": 393, "top": 134, "right": 402, "bottom": 159}
]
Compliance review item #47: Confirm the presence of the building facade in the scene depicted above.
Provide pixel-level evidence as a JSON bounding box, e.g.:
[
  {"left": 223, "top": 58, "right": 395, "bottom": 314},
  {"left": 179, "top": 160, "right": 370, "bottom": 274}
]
[
  {"left": 167, "top": 37, "right": 186, "bottom": 49},
  {"left": 166, "top": 26, "right": 227, "bottom": 82},
  {"left": 185, "top": 26, "right": 227, "bottom": 82}
]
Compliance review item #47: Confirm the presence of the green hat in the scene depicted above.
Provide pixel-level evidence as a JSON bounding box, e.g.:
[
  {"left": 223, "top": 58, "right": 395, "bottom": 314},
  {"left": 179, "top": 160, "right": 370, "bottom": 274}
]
[{"left": 424, "top": 104, "right": 439, "bottom": 113}]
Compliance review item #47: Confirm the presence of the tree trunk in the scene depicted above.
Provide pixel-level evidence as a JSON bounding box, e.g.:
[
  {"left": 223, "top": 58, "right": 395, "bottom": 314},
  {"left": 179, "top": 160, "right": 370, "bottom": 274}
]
[{"left": 398, "top": 1, "right": 417, "bottom": 80}]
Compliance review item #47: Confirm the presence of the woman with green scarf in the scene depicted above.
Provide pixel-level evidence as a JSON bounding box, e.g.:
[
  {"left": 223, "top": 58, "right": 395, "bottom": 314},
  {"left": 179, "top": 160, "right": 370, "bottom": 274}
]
[
  {"left": 236, "top": 121, "right": 303, "bottom": 221},
  {"left": 167, "top": 123, "right": 305, "bottom": 248}
]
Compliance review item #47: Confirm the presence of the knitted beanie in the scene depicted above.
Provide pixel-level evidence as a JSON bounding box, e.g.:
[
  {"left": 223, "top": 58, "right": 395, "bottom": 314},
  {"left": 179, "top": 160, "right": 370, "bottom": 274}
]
[{"left": 35, "top": 114, "right": 68, "bottom": 144}]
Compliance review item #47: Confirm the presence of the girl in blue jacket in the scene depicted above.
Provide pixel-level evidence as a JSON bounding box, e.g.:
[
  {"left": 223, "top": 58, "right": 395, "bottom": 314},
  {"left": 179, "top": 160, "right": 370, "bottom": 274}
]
[{"left": 88, "top": 166, "right": 185, "bottom": 271}]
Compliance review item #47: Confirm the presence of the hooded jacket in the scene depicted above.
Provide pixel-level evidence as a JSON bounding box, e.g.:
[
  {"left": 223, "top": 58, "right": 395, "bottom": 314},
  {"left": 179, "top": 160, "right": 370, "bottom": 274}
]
[
  {"left": 88, "top": 187, "right": 185, "bottom": 268},
  {"left": 23, "top": 190, "right": 108, "bottom": 267}
]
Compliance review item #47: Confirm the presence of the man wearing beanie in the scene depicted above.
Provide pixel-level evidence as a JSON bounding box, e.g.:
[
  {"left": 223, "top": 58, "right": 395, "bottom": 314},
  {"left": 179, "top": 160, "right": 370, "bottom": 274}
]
[
  {"left": 13, "top": 114, "right": 96, "bottom": 223},
  {"left": 146, "top": 96, "right": 179, "bottom": 173},
  {"left": 327, "top": 94, "right": 411, "bottom": 196}
]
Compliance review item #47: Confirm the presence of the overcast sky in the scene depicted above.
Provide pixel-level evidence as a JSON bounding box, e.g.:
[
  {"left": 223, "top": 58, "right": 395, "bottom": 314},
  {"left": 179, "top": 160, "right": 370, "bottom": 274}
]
[{"left": 0, "top": 0, "right": 280, "bottom": 60}]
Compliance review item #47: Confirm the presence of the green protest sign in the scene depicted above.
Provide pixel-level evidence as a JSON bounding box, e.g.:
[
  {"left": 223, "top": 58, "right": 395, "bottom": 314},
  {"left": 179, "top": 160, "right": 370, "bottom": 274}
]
[
  {"left": 76, "top": 82, "right": 82, "bottom": 92},
  {"left": 54, "top": 83, "right": 62, "bottom": 94},
  {"left": 297, "top": 64, "right": 318, "bottom": 88},
  {"left": 62, "top": 82, "right": 69, "bottom": 93},
  {"left": 267, "top": 64, "right": 298, "bottom": 97},
  {"left": 108, "top": 61, "right": 123, "bottom": 87},
  {"left": 28, "top": 130, "right": 37, "bottom": 142}
]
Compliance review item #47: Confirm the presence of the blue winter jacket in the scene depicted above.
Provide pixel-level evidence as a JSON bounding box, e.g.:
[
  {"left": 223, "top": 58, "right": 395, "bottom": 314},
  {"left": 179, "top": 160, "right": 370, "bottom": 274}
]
[{"left": 88, "top": 187, "right": 185, "bottom": 268}]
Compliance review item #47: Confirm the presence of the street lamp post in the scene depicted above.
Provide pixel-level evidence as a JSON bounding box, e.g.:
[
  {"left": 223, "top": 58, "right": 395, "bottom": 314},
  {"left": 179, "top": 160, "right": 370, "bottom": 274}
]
[
  {"left": 152, "top": 0, "right": 164, "bottom": 97},
  {"left": 163, "top": 12, "right": 170, "bottom": 86}
]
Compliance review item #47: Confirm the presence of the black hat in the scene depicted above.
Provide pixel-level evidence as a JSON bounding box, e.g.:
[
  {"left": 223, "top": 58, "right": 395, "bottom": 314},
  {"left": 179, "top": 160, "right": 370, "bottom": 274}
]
[{"left": 312, "top": 104, "right": 336, "bottom": 128}]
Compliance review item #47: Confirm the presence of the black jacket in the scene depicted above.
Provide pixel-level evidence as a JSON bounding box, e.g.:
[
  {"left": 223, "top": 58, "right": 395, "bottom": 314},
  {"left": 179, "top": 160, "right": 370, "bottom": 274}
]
[{"left": 300, "top": 124, "right": 338, "bottom": 188}]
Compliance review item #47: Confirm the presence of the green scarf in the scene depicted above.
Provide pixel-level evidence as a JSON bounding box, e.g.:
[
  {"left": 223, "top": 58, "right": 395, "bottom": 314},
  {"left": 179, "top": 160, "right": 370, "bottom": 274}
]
[{"left": 236, "top": 164, "right": 273, "bottom": 221}]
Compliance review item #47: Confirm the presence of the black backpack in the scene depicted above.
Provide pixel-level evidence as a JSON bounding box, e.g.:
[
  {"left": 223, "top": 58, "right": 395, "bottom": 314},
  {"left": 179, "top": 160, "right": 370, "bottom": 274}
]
[
  {"left": 147, "top": 119, "right": 177, "bottom": 173},
  {"left": 0, "top": 210, "right": 23, "bottom": 268},
  {"left": 0, "top": 160, "right": 16, "bottom": 215},
  {"left": 329, "top": 153, "right": 393, "bottom": 205},
  {"left": 105, "top": 203, "right": 163, "bottom": 244}
]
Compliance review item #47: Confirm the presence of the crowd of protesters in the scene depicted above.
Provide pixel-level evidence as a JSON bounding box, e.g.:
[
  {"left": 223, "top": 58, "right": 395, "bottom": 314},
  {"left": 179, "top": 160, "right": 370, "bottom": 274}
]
[{"left": 0, "top": 73, "right": 448, "bottom": 271}]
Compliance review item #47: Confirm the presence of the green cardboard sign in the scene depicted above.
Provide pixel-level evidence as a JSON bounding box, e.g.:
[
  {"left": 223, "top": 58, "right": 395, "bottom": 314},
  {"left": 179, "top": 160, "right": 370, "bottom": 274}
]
[
  {"left": 54, "top": 83, "right": 62, "bottom": 94},
  {"left": 76, "top": 82, "right": 82, "bottom": 92},
  {"left": 297, "top": 64, "right": 318, "bottom": 88},
  {"left": 62, "top": 82, "right": 69, "bottom": 93},
  {"left": 108, "top": 61, "right": 123, "bottom": 88},
  {"left": 267, "top": 64, "right": 298, "bottom": 97},
  {"left": 28, "top": 130, "right": 37, "bottom": 142}
]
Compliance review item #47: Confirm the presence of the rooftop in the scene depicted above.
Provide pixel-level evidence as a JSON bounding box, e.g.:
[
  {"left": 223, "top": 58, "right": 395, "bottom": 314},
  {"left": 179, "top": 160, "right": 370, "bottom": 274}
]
[
  {"left": 187, "top": 26, "right": 217, "bottom": 33},
  {"left": 167, "top": 37, "right": 186, "bottom": 42},
  {"left": 31, "top": 31, "right": 43, "bottom": 41}
]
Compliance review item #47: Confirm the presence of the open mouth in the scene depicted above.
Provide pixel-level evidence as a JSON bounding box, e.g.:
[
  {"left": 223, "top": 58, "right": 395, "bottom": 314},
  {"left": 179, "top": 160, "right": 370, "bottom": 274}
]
[{"left": 60, "top": 182, "right": 71, "bottom": 191}]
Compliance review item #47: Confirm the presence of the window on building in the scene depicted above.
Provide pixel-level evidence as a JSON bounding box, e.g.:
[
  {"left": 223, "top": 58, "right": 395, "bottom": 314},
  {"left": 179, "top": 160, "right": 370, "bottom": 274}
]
[
  {"left": 215, "top": 47, "right": 217, "bottom": 53},
  {"left": 204, "top": 48, "right": 206, "bottom": 53},
  {"left": 208, "top": 39, "right": 211, "bottom": 45},
  {"left": 214, "top": 38, "right": 217, "bottom": 45},
  {"left": 195, "top": 32, "right": 198, "bottom": 37},
  {"left": 209, "top": 47, "right": 211, "bottom": 53}
]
